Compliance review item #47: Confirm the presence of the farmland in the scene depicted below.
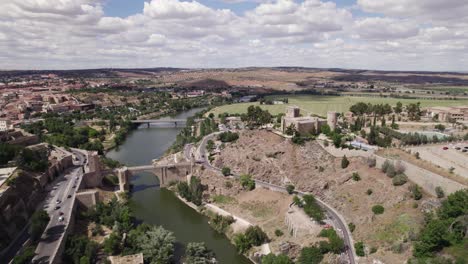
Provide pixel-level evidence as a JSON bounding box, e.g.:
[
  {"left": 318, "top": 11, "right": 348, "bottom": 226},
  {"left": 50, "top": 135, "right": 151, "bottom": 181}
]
[{"left": 209, "top": 95, "right": 468, "bottom": 117}]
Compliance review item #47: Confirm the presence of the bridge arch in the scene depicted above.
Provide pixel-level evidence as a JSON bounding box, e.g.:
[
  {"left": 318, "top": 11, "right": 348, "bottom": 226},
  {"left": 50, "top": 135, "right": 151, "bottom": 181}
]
[{"left": 117, "top": 162, "right": 192, "bottom": 191}]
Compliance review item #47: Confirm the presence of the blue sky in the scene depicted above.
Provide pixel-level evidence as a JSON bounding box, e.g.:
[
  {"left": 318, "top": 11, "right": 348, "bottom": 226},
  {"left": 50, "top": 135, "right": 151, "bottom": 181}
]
[{"left": 104, "top": 0, "right": 359, "bottom": 17}]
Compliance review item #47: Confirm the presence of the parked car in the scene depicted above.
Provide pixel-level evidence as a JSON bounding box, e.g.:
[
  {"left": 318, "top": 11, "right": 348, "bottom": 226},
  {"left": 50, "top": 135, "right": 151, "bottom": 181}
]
[
  {"left": 67, "top": 194, "right": 72, "bottom": 199},
  {"left": 59, "top": 211, "right": 64, "bottom": 216},
  {"left": 56, "top": 199, "right": 61, "bottom": 204},
  {"left": 58, "top": 216, "right": 64, "bottom": 222},
  {"left": 54, "top": 206, "right": 60, "bottom": 210}
]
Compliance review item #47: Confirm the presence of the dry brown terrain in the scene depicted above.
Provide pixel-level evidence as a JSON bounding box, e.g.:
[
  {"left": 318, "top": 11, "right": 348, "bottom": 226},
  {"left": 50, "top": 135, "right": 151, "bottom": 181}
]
[{"left": 210, "top": 130, "right": 434, "bottom": 263}]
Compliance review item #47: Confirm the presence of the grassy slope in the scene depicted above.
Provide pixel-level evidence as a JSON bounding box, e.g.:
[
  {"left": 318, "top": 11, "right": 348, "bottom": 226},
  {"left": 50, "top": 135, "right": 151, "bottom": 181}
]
[{"left": 209, "top": 95, "right": 468, "bottom": 117}]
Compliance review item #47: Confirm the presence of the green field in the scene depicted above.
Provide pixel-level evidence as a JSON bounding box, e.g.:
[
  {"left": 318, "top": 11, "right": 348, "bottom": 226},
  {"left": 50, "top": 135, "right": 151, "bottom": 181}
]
[{"left": 209, "top": 95, "right": 468, "bottom": 117}]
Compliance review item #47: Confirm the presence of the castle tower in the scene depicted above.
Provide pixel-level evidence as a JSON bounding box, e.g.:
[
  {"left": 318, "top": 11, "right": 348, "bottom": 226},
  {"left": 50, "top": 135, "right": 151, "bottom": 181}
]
[
  {"left": 327, "top": 111, "right": 337, "bottom": 130},
  {"left": 286, "top": 106, "right": 300, "bottom": 118}
]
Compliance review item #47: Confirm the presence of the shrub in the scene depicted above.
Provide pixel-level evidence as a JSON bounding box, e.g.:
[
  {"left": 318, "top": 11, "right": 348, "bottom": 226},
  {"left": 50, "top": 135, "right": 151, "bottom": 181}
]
[
  {"left": 366, "top": 189, "right": 373, "bottom": 195},
  {"left": 355, "top": 241, "right": 365, "bottom": 257},
  {"left": 352, "top": 172, "right": 361, "bottom": 181},
  {"left": 286, "top": 184, "right": 295, "bottom": 194},
  {"left": 12, "top": 246, "right": 36, "bottom": 264},
  {"left": 218, "top": 131, "right": 239, "bottom": 142},
  {"left": 245, "top": 226, "right": 268, "bottom": 246},
  {"left": 372, "top": 205, "right": 385, "bottom": 215},
  {"left": 395, "top": 161, "right": 406, "bottom": 174},
  {"left": 409, "top": 184, "right": 422, "bottom": 200},
  {"left": 317, "top": 228, "right": 345, "bottom": 254},
  {"left": 224, "top": 181, "right": 233, "bottom": 189},
  {"left": 370, "top": 246, "right": 377, "bottom": 254},
  {"left": 221, "top": 167, "right": 231, "bottom": 176},
  {"left": 392, "top": 174, "right": 408, "bottom": 186},
  {"left": 262, "top": 253, "right": 293, "bottom": 264},
  {"left": 348, "top": 222, "right": 356, "bottom": 233},
  {"left": 435, "top": 186, "right": 445, "bottom": 198},
  {"left": 239, "top": 174, "right": 255, "bottom": 191},
  {"left": 367, "top": 157, "right": 376, "bottom": 168},
  {"left": 318, "top": 166, "right": 324, "bottom": 172},
  {"left": 382, "top": 160, "right": 392, "bottom": 173},
  {"left": 302, "top": 195, "right": 325, "bottom": 222},
  {"left": 341, "top": 155, "right": 350, "bottom": 169},
  {"left": 210, "top": 214, "right": 235, "bottom": 233},
  {"left": 29, "top": 210, "right": 50, "bottom": 242},
  {"left": 233, "top": 233, "right": 251, "bottom": 253},
  {"left": 414, "top": 152, "right": 420, "bottom": 159},
  {"left": 386, "top": 164, "right": 396, "bottom": 178},
  {"left": 298, "top": 246, "right": 324, "bottom": 264},
  {"left": 275, "top": 229, "right": 284, "bottom": 237},
  {"left": 293, "top": 195, "right": 302, "bottom": 207}
]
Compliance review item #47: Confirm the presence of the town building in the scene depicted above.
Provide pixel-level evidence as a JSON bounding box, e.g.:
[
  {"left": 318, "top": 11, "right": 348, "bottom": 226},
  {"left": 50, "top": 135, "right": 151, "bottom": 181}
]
[
  {"left": 425, "top": 106, "right": 468, "bottom": 122},
  {"left": 0, "top": 119, "right": 11, "bottom": 131}
]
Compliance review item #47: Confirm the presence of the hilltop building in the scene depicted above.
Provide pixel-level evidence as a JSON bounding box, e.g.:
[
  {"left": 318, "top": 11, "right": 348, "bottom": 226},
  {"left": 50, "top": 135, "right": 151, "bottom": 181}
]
[{"left": 281, "top": 106, "right": 337, "bottom": 135}]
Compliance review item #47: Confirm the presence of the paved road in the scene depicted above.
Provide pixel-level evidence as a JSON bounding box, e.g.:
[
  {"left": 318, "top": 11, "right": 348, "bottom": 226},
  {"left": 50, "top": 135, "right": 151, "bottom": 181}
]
[
  {"left": 3, "top": 149, "right": 87, "bottom": 264},
  {"left": 32, "top": 149, "right": 87, "bottom": 264},
  {"left": 193, "top": 132, "right": 357, "bottom": 264}
]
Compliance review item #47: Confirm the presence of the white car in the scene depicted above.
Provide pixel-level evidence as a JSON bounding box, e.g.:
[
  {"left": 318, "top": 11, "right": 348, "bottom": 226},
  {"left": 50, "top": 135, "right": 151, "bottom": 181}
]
[{"left": 58, "top": 216, "right": 64, "bottom": 222}]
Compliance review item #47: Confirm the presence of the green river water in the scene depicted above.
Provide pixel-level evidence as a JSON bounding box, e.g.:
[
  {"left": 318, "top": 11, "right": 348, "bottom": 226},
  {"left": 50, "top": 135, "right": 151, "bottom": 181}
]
[{"left": 107, "top": 108, "right": 251, "bottom": 264}]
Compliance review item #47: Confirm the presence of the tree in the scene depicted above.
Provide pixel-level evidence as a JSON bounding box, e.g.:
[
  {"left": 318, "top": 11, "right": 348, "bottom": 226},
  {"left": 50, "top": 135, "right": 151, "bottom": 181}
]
[
  {"left": 372, "top": 205, "right": 385, "bottom": 215},
  {"left": 435, "top": 187, "right": 445, "bottom": 198},
  {"left": 233, "top": 233, "right": 251, "bottom": 253},
  {"left": 348, "top": 222, "right": 356, "bottom": 233},
  {"left": 245, "top": 226, "right": 268, "bottom": 246},
  {"left": 240, "top": 174, "right": 255, "bottom": 191},
  {"left": 12, "top": 246, "right": 36, "bottom": 264},
  {"left": 103, "top": 232, "right": 121, "bottom": 255},
  {"left": 392, "top": 174, "right": 408, "bottom": 186},
  {"left": 293, "top": 195, "right": 302, "bottom": 207},
  {"left": 355, "top": 241, "right": 365, "bottom": 257},
  {"left": 262, "top": 254, "right": 293, "bottom": 264},
  {"left": 285, "top": 124, "right": 296, "bottom": 136},
  {"left": 286, "top": 184, "right": 295, "bottom": 194},
  {"left": 435, "top": 124, "right": 446, "bottom": 132},
  {"left": 409, "top": 184, "right": 423, "bottom": 200},
  {"left": 29, "top": 210, "right": 50, "bottom": 242},
  {"left": 298, "top": 246, "right": 323, "bottom": 264},
  {"left": 64, "top": 235, "right": 99, "bottom": 264},
  {"left": 218, "top": 131, "right": 239, "bottom": 142},
  {"left": 138, "top": 226, "right": 176, "bottom": 264},
  {"left": 184, "top": 242, "right": 216, "bottom": 264},
  {"left": 302, "top": 195, "right": 325, "bottom": 222},
  {"left": 221, "top": 167, "right": 231, "bottom": 176},
  {"left": 395, "top": 101, "right": 403, "bottom": 114},
  {"left": 341, "top": 155, "right": 350, "bottom": 169},
  {"left": 352, "top": 172, "right": 361, "bottom": 181}
]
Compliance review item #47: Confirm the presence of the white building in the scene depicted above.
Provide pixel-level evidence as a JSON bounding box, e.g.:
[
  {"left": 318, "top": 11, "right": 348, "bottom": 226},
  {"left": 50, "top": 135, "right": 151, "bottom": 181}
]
[{"left": 0, "top": 119, "right": 11, "bottom": 131}]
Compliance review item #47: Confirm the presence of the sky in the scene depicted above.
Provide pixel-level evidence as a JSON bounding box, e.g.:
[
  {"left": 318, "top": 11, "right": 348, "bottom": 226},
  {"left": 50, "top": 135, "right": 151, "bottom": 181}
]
[{"left": 0, "top": 0, "right": 467, "bottom": 71}]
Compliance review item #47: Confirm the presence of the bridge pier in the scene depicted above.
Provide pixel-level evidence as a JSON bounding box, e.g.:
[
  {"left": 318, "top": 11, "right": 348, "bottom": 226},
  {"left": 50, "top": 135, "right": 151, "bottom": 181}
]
[{"left": 117, "top": 167, "right": 130, "bottom": 192}]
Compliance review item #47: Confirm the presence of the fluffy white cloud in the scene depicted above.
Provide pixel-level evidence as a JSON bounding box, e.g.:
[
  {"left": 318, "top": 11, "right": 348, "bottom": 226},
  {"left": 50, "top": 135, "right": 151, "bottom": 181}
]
[
  {"left": 357, "top": 0, "right": 468, "bottom": 21},
  {"left": 354, "top": 17, "right": 419, "bottom": 40},
  {"left": 0, "top": 0, "right": 467, "bottom": 71}
]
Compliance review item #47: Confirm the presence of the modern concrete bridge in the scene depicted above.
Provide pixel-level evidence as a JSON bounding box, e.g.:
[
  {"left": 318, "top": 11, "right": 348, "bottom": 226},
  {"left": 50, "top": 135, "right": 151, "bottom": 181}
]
[{"left": 117, "top": 162, "right": 193, "bottom": 191}]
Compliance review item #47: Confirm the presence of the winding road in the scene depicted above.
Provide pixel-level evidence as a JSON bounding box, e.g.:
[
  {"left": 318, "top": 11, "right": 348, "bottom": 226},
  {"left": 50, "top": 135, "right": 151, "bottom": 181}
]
[{"left": 191, "top": 131, "right": 357, "bottom": 264}]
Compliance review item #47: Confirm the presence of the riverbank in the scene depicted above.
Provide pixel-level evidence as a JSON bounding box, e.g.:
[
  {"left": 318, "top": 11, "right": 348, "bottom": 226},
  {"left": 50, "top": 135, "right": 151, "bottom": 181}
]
[{"left": 106, "top": 108, "right": 251, "bottom": 264}]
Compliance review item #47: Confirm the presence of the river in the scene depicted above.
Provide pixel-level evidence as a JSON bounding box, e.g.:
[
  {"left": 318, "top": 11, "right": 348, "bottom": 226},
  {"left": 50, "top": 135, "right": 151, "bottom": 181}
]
[{"left": 107, "top": 108, "right": 251, "bottom": 264}]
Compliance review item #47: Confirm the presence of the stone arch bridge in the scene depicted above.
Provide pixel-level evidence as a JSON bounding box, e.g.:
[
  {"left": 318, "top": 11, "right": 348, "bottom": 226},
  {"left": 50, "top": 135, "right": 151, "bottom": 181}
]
[{"left": 116, "top": 162, "right": 193, "bottom": 191}]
